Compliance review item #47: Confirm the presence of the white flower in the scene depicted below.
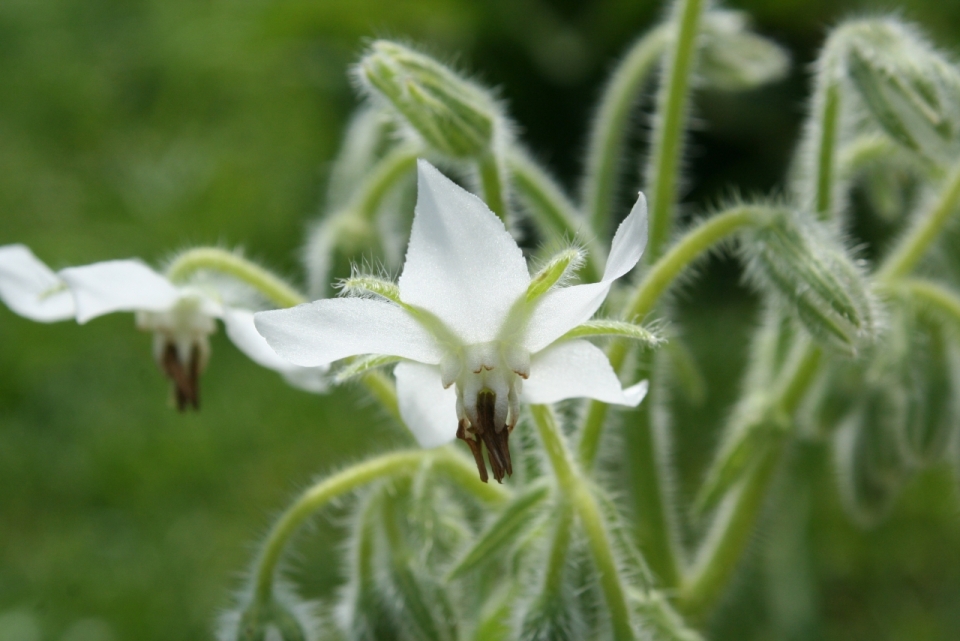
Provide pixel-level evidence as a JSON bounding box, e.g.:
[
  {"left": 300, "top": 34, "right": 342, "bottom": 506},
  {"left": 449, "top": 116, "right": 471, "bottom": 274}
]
[
  {"left": 0, "top": 245, "right": 327, "bottom": 409},
  {"left": 255, "top": 160, "right": 649, "bottom": 482}
]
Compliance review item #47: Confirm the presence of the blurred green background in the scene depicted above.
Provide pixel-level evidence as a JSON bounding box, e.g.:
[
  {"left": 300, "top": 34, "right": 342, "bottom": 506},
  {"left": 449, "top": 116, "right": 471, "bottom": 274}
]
[{"left": 2, "top": 0, "right": 960, "bottom": 639}]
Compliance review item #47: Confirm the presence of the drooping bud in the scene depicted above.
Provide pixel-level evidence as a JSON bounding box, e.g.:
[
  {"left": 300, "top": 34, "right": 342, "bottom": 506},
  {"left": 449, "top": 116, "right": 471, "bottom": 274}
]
[
  {"left": 739, "top": 208, "right": 877, "bottom": 356},
  {"left": 843, "top": 19, "right": 960, "bottom": 161},
  {"left": 699, "top": 10, "right": 790, "bottom": 91},
  {"left": 895, "top": 310, "right": 960, "bottom": 465},
  {"left": 356, "top": 41, "right": 499, "bottom": 159},
  {"left": 833, "top": 384, "right": 913, "bottom": 528}
]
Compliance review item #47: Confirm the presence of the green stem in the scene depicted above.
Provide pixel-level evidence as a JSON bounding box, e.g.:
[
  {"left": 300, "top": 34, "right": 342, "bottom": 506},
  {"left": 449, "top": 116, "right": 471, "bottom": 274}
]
[
  {"left": 542, "top": 503, "right": 575, "bottom": 599},
  {"left": 508, "top": 149, "right": 604, "bottom": 280},
  {"left": 166, "top": 248, "right": 306, "bottom": 309},
  {"left": 679, "top": 440, "right": 782, "bottom": 618},
  {"left": 531, "top": 405, "right": 636, "bottom": 641},
  {"left": 252, "top": 450, "right": 507, "bottom": 606},
  {"left": 644, "top": 0, "right": 705, "bottom": 262},
  {"left": 901, "top": 278, "right": 960, "bottom": 327},
  {"left": 583, "top": 26, "right": 669, "bottom": 238},
  {"left": 679, "top": 342, "right": 822, "bottom": 617},
  {"left": 361, "top": 370, "right": 402, "bottom": 423},
  {"left": 876, "top": 161, "right": 960, "bottom": 281},
  {"left": 814, "top": 81, "right": 841, "bottom": 220},
  {"left": 578, "top": 206, "right": 761, "bottom": 467},
  {"left": 478, "top": 152, "right": 508, "bottom": 221},
  {"left": 348, "top": 145, "right": 420, "bottom": 222}
]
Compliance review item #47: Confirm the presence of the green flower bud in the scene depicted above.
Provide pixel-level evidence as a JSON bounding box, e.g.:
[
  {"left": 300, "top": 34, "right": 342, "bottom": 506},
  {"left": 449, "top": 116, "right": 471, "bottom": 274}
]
[
  {"left": 833, "top": 384, "right": 912, "bottom": 528},
  {"left": 896, "top": 310, "right": 960, "bottom": 465},
  {"left": 740, "top": 208, "right": 877, "bottom": 356},
  {"left": 699, "top": 10, "right": 790, "bottom": 92},
  {"left": 843, "top": 19, "right": 960, "bottom": 161},
  {"left": 356, "top": 41, "right": 499, "bottom": 158}
]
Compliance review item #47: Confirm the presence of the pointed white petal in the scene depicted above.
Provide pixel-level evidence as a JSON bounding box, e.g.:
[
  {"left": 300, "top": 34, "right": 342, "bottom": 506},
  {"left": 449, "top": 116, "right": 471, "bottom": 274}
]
[
  {"left": 59, "top": 260, "right": 181, "bottom": 324},
  {"left": 603, "top": 192, "right": 648, "bottom": 281},
  {"left": 395, "top": 361, "right": 459, "bottom": 447},
  {"left": 520, "top": 192, "right": 648, "bottom": 353},
  {"left": 221, "top": 307, "right": 328, "bottom": 393},
  {"left": 398, "top": 160, "right": 530, "bottom": 344},
  {"left": 522, "top": 339, "right": 648, "bottom": 406},
  {"left": 254, "top": 297, "right": 444, "bottom": 367},
  {"left": 0, "top": 244, "right": 75, "bottom": 322}
]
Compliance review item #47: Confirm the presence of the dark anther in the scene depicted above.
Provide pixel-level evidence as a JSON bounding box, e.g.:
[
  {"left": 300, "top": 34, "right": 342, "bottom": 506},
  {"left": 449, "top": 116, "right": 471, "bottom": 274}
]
[
  {"left": 455, "top": 389, "right": 513, "bottom": 483},
  {"left": 160, "top": 342, "right": 201, "bottom": 412}
]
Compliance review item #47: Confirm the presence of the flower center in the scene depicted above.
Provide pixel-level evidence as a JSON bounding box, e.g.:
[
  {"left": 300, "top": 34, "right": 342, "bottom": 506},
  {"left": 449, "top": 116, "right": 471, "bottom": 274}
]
[
  {"left": 445, "top": 342, "right": 529, "bottom": 483},
  {"left": 136, "top": 295, "right": 217, "bottom": 412}
]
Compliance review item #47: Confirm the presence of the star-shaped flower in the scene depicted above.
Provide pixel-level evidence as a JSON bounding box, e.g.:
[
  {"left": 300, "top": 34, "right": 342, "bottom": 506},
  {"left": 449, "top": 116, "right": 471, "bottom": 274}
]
[
  {"left": 0, "top": 245, "right": 327, "bottom": 409},
  {"left": 255, "top": 160, "right": 648, "bottom": 482}
]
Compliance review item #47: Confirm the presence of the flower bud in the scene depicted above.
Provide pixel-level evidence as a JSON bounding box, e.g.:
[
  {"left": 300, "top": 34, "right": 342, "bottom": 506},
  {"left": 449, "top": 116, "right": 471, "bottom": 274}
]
[
  {"left": 699, "top": 11, "right": 790, "bottom": 92},
  {"left": 843, "top": 19, "right": 960, "bottom": 161},
  {"left": 897, "top": 312, "right": 960, "bottom": 465},
  {"left": 740, "top": 209, "right": 877, "bottom": 356},
  {"left": 833, "top": 385, "right": 912, "bottom": 528},
  {"left": 356, "top": 41, "right": 498, "bottom": 158}
]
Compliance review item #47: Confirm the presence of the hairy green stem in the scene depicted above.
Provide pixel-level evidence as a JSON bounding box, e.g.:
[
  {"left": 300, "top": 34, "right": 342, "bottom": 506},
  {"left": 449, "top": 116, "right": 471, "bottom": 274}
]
[
  {"left": 644, "top": 0, "right": 706, "bottom": 262},
  {"left": 876, "top": 161, "right": 960, "bottom": 281},
  {"left": 166, "top": 248, "right": 306, "bottom": 309},
  {"left": 531, "top": 404, "right": 636, "bottom": 641},
  {"left": 679, "top": 343, "right": 822, "bottom": 617},
  {"left": 361, "top": 370, "right": 402, "bottom": 423},
  {"left": 252, "top": 450, "right": 507, "bottom": 606},
  {"left": 347, "top": 144, "right": 420, "bottom": 222},
  {"left": 583, "top": 26, "right": 669, "bottom": 238},
  {"left": 901, "top": 278, "right": 960, "bottom": 326},
  {"left": 508, "top": 149, "right": 604, "bottom": 280},
  {"left": 478, "top": 152, "right": 508, "bottom": 221},
  {"left": 814, "top": 82, "right": 841, "bottom": 219},
  {"left": 578, "top": 206, "right": 761, "bottom": 468},
  {"left": 542, "top": 503, "right": 575, "bottom": 600}
]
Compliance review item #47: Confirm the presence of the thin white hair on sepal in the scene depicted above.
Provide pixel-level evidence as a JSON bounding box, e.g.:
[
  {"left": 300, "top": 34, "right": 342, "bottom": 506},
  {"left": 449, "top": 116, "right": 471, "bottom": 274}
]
[{"left": 335, "top": 256, "right": 398, "bottom": 300}]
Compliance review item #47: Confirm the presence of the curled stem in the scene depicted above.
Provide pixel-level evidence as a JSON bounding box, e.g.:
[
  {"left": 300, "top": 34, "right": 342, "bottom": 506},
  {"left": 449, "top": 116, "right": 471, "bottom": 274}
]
[
  {"left": 645, "top": 0, "right": 706, "bottom": 262},
  {"left": 347, "top": 144, "right": 421, "bottom": 222},
  {"left": 579, "top": 206, "right": 762, "bottom": 468},
  {"left": 583, "top": 26, "right": 669, "bottom": 238},
  {"left": 166, "top": 247, "right": 306, "bottom": 309},
  {"left": 531, "top": 404, "right": 636, "bottom": 641},
  {"left": 252, "top": 449, "right": 508, "bottom": 607},
  {"left": 900, "top": 278, "right": 960, "bottom": 327}
]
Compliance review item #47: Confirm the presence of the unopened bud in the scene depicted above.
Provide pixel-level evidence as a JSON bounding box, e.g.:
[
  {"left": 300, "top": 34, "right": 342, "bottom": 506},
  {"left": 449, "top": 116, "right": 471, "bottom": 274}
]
[
  {"left": 357, "top": 41, "right": 498, "bottom": 158},
  {"left": 843, "top": 19, "right": 960, "bottom": 160},
  {"left": 699, "top": 10, "right": 790, "bottom": 91},
  {"left": 833, "top": 385, "right": 912, "bottom": 528},
  {"left": 740, "top": 209, "right": 877, "bottom": 356}
]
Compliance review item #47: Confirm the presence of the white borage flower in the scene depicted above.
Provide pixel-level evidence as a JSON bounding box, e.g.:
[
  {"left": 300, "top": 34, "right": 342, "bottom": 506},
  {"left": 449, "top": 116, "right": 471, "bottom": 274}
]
[
  {"left": 255, "top": 160, "right": 649, "bottom": 483},
  {"left": 0, "top": 244, "right": 327, "bottom": 410}
]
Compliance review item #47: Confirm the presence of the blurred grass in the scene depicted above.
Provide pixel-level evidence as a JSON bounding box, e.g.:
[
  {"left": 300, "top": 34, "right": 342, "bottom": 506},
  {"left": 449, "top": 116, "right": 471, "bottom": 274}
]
[{"left": 1, "top": 0, "right": 960, "bottom": 639}]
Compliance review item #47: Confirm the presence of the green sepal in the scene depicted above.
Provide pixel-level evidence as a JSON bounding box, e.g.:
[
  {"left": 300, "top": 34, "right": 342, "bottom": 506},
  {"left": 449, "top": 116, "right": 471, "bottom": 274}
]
[{"left": 558, "top": 320, "right": 662, "bottom": 346}]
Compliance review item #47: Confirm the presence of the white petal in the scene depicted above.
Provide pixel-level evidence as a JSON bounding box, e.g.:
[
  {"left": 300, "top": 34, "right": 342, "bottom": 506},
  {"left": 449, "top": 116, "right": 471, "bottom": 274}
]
[
  {"left": 395, "top": 361, "right": 459, "bottom": 447},
  {"left": 398, "top": 160, "right": 530, "bottom": 344},
  {"left": 254, "top": 297, "right": 444, "bottom": 367},
  {"left": 59, "top": 260, "right": 181, "bottom": 324},
  {"left": 522, "top": 339, "right": 649, "bottom": 406},
  {"left": 221, "top": 307, "right": 328, "bottom": 393},
  {"left": 0, "top": 244, "right": 75, "bottom": 322},
  {"left": 520, "top": 193, "right": 648, "bottom": 353}
]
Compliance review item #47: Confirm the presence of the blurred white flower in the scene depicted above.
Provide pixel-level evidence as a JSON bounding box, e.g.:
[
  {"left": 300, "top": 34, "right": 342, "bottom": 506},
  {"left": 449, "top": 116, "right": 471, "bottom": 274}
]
[
  {"left": 255, "top": 160, "right": 648, "bottom": 482},
  {"left": 0, "top": 245, "right": 327, "bottom": 410}
]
